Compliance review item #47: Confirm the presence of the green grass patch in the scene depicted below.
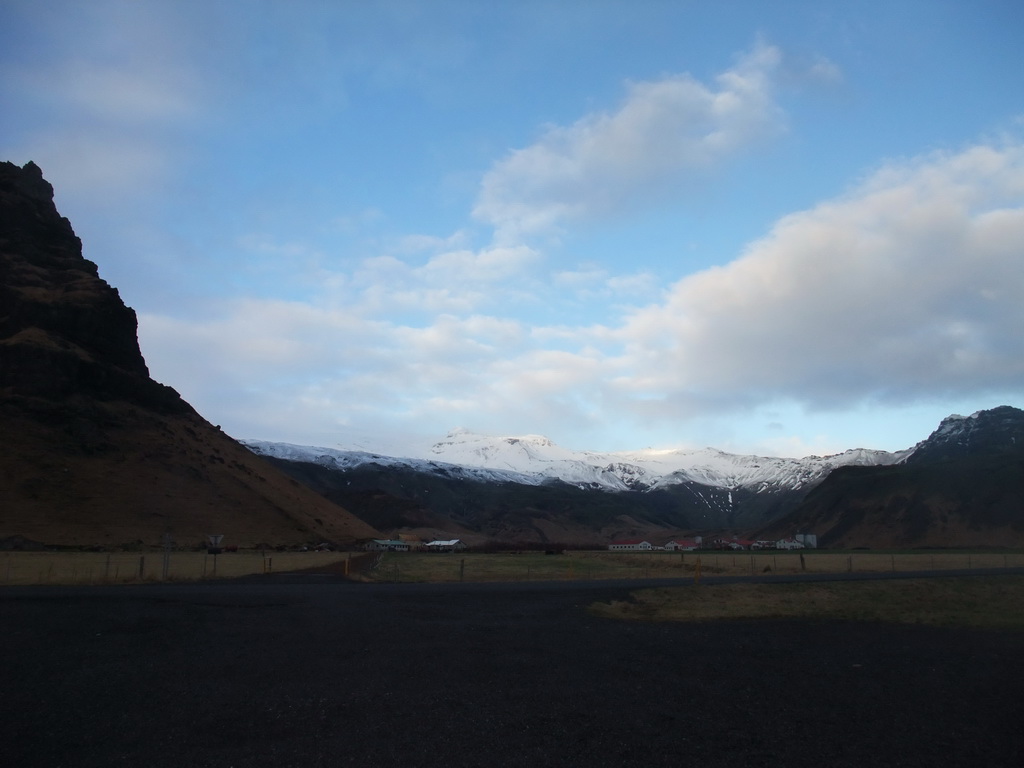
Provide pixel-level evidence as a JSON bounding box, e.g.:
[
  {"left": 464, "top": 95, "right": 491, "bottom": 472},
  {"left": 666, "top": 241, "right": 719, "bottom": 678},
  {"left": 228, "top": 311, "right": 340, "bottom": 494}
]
[{"left": 588, "top": 575, "right": 1024, "bottom": 629}]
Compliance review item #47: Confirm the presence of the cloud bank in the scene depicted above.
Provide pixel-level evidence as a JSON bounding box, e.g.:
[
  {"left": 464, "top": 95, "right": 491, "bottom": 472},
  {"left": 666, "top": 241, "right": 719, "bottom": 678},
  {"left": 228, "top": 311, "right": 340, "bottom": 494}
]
[
  {"left": 473, "top": 42, "right": 786, "bottom": 240},
  {"left": 616, "top": 142, "right": 1024, "bottom": 415},
  {"left": 140, "top": 139, "right": 1024, "bottom": 450}
]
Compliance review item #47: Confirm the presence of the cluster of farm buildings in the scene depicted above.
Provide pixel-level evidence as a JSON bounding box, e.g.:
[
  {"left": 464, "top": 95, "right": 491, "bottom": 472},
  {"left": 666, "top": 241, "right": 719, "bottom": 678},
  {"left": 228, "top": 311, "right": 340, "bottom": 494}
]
[
  {"left": 608, "top": 534, "right": 817, "bottom": 552},
  {"left": 364, "top": 538, "right": 468, "bottom": 553},
  {"left": 365, "top": 534, "right": 817, "bottom": 553}
]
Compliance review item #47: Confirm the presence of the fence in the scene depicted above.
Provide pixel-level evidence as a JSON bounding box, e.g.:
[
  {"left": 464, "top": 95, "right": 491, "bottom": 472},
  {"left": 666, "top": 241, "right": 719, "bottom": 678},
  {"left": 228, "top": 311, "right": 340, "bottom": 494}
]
[
  {"left": 5, "top": 549, "right": 1022, "bottom": 586},
  {"left": 0, "top": 550, "right": 358, "bottom": 586},
  {"left": 366, "top": 550, "right": 1024, "bottom": 584}
]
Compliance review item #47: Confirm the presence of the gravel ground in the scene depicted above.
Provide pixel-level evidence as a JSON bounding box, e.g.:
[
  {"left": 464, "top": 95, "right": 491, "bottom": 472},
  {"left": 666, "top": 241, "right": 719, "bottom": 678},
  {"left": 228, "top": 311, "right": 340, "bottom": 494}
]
[{"left": 1, "top": 575, "right": 1022, "bottom": 767}]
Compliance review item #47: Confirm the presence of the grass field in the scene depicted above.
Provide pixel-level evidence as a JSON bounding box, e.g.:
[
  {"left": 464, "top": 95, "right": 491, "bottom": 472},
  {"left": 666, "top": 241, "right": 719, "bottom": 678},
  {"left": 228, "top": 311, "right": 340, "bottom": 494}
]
[
  {"left": 366, "top": 549, "right": 1024, "bottom": 584},
  {"left": 3, "top": 548, "right": 1023, "bottom": 586},
  {"left": 588, "top": 575, "right": 1024, "bottom": 629},
  {"left": 0, "top": 550, "right": 353, "bottom": 585}
]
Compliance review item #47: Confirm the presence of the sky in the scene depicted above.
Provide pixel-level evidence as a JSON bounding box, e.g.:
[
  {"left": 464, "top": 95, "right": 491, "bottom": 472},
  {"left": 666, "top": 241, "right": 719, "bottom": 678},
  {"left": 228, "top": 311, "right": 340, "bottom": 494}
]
[{"left": 2, "top": 0, "right": 1023, "bottom": 458}]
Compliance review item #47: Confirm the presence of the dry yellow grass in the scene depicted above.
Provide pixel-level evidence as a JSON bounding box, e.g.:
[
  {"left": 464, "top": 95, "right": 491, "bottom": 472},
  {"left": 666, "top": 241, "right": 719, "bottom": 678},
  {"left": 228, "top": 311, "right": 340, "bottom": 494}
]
[
  {"left": 0, "top": 550, "right": 352, "bottom": 585},
  {"left": 588, "top": 575, "right": 1024, "bottom": 629},
  {"left": 358, "top": 552, "right": 1024, "bottom": 581},
  {"left": 5, "top": 548, "right": 1022, "bottom": 586},
  {"left": 364, "top": 549, "right": 1024, "bottom": 583}
]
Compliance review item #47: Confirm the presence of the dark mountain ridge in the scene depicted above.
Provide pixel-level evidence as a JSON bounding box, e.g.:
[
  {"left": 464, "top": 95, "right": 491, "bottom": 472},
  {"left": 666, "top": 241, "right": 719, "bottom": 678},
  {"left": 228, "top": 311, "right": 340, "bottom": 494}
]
[
  {"left": 258, "top": 406, "right": 1024, "bottom": 548},
  {"left": 756, "top": 406, "right": 1024, "bottom": 548},
  {"left": 0, "top": 161, "right": 378, "bottom": 548}
]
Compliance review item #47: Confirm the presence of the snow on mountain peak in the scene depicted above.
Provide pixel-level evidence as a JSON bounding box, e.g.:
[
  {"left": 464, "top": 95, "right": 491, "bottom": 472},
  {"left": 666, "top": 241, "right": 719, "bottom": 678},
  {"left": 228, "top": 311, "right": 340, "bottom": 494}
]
[{"left": 241, "top": 424, "right": 921, "bottom": 496}]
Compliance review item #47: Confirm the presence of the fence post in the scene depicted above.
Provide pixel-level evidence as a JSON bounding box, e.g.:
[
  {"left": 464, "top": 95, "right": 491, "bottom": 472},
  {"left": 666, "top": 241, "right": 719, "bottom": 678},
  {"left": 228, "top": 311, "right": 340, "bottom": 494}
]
[
  {"left": 459, "top": 558, "right": 465, "bottom": 582},
  {"left": 138, "top": 556, "right": 145, "bottom": 580},
  {"left": 891, "top": 554, "right": 895, "bottom": 573}
]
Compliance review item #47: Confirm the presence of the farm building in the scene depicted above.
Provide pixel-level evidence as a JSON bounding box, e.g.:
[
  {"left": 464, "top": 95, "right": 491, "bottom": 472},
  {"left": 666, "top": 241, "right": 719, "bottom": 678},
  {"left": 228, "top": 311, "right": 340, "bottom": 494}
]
[
  {"left": 795, "top": 533, "right": 818, "bottom": 549},
  {"left": 424, "top": 539, "right": 467, "bottom": 552},
  {"left": 365, "top": 539, "right": 411, "bottom": 552},
  {"left": 775, "top": 538, "right": 806, "bottom": 550},
  {"left": 664, "top": 539, "right": 700, "bottom": 551},
  {"left": 711, "top": 537, "right": 755, "bottom": 550},
  {"left": 608, "top": 539, "right": 653, "bottom": 551}
]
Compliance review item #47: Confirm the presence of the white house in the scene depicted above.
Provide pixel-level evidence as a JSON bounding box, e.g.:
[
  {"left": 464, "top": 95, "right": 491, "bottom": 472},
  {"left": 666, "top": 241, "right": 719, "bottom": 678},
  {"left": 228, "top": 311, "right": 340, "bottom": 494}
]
[
  {"left": 776, "top": 538, "right": 805, "bottom": 550},
  {"left": 664, "top": 539, "right": 699, "bottom": 551},
  {"left": 608, "top": 539, "right": 653, "bottom": 551},
  {"left": 424, "top": 539, "right": 467, "bottom": 552},
  {"left": 365, "top": 539, "right": 411, "bottom": 552}
]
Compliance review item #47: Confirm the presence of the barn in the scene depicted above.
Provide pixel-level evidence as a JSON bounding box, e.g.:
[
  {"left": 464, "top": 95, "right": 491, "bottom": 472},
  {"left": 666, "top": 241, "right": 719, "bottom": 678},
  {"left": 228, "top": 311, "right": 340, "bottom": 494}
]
[{"left": 608, "top": 539, "right": 653, "bottom": 551}]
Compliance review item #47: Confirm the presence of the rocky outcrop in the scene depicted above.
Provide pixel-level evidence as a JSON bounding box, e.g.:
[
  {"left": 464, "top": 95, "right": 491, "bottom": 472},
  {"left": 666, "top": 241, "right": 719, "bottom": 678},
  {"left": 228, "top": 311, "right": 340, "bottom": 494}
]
[{"left": 0, "top": 161, "right": 379, "bottom": 547}]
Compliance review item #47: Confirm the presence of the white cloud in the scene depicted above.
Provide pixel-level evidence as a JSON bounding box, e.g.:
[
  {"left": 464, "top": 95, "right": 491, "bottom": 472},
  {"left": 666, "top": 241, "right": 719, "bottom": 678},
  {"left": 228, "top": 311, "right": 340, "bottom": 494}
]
[
  {"left": 416, "top": 244, "right": 541, "bottom": 284},
  {"left": 473, "top": 41, "right": 786, "bottom": 240},
  {"left": 396, "top": 230, "right": 468, "bottom": 253},
  {"left": 137, "top": 127, "right": 1024, "bottom": 454},
  {"left": 614, "top": 141, "right": 1024, "bottom": 414},
  {"left": 1, "top": 5, "right": 201, "bottom": 202}
]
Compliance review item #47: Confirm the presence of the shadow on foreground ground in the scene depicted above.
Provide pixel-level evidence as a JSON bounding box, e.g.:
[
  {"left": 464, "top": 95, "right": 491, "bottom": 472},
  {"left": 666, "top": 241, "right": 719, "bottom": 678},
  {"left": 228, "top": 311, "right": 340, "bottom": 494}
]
[{"left": 1, "top": 576, "right": 1021, "bottom": 767}]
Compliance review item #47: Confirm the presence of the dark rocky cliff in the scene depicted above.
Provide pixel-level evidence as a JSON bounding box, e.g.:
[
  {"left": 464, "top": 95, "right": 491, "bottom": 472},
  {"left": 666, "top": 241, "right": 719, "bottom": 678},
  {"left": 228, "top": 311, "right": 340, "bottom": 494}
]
[
  {"left": 0, "top": 160, "right": 184, "bottom": 410},
  {"left": 0, "top": 161, "right": 378, "bottom": 547}
]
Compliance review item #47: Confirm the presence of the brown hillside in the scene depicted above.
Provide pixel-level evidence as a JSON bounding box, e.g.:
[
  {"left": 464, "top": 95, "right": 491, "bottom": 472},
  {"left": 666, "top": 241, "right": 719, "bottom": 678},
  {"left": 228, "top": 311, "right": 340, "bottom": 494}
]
[{"left": 0, "top": 160, "right": 379, "bottom": 547}]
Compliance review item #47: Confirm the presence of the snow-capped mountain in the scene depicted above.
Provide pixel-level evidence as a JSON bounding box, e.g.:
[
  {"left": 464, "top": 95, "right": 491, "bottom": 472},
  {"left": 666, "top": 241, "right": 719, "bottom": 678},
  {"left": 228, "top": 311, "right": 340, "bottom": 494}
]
[
  {"left": 902, "top": 406, "right": 1024, "bottom": 465},
  {"left": 241, "top": 407, "right": 1023, "bottom": 546},
  {"left": 242, "top": 427, "right": 910, "bottom": 495}
]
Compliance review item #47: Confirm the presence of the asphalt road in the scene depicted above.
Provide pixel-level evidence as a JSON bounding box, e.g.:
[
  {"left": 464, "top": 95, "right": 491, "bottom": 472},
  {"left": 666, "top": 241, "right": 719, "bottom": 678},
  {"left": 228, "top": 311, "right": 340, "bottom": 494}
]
[{"left": 1, "top": 574, "right": 1022, "bottom": 767}]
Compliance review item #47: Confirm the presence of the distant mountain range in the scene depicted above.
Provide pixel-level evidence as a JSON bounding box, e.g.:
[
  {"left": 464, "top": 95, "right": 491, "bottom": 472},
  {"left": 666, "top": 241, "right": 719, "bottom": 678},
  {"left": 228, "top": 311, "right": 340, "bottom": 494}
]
[
  {"left": 243, "top": 429, "right": 908, "bottom": 495},
  {"left": 3, "top": 159, "right": 1021, "bottom": 551},
  {"left": 242, "top": 407, "right": 1024, "bottom": 547}
]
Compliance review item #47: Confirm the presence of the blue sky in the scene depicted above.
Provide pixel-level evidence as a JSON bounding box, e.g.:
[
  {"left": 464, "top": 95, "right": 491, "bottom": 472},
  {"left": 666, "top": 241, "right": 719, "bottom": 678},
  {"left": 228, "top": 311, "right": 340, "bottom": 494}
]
[{"left": 3, "top": 0, "right": 1023, "bottom": 457}]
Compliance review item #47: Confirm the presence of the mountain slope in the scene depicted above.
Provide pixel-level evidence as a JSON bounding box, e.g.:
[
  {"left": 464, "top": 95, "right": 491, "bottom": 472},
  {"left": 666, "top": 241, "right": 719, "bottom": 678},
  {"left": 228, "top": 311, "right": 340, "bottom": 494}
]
[
  {"left": 0, "top": 160, "right": 378, "bottom": 548},
  {"left": 245, "top": 410, "right": 1024, "bottom": 548},
  {"left": 757, "top": 407, "right": 1024, "bottom": 548},
  {"left": 242, "top": 432, "right": 906, "bottom": 544}
]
